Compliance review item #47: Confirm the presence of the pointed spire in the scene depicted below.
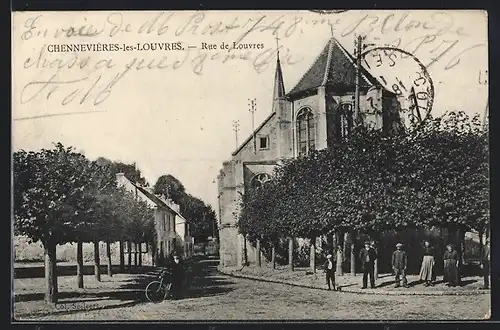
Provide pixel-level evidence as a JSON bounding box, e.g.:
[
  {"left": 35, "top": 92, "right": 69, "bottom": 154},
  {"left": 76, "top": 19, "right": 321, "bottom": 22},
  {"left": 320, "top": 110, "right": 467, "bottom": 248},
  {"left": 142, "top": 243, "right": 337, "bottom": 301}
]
[{"left": 272, "top": 36, "right": 285, "bottom": 103}]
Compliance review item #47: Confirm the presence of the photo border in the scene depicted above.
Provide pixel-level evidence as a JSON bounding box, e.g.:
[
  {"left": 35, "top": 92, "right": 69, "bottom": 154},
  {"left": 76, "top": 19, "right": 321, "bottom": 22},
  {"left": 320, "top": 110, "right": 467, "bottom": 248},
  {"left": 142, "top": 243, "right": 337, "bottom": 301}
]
[{"left": 7, "top": 0, "right": 499, "bottom": 327}]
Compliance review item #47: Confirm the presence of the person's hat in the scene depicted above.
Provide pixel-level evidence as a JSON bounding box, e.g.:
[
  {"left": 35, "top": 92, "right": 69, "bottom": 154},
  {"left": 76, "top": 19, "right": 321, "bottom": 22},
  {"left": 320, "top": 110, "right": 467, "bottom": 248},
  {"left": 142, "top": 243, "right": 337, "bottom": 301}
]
[
  {"left": 446, "top": 244, "right": 454, "bottom": 248},
  {"left": 326, "top": 254, "right": 332, "bottom": 259},
  {"left": 364, "top": 240, "right": 371, "bottom": 245},
  {"left": 396, "top": 243, "right": 403, "bottom": 247}
]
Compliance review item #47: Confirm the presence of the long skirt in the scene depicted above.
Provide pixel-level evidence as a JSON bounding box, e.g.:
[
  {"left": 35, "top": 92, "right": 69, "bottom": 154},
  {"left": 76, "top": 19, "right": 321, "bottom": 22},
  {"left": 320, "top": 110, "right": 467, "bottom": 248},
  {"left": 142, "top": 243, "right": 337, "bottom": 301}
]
[
  {"left": 443, "top": 260, "right": 460, "bottom": 285},
  {"left": 419, "top": 255, "right": 435, "bottom": 281}
]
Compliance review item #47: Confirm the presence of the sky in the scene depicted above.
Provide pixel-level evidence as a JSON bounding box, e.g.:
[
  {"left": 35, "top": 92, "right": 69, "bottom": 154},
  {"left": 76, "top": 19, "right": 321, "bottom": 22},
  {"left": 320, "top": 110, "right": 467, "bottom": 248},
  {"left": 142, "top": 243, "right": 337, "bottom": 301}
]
[{"left": 12, "top": 10, "right": 488, "bottom": 214}]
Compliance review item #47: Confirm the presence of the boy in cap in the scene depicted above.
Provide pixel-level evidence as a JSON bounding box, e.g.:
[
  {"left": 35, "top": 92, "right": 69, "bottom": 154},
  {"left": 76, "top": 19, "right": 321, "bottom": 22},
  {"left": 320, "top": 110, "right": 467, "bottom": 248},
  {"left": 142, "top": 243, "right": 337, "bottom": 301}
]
[
  {"left": 392, "top": 243, "right": 408, "bottom": 288},
  {"left": 359, "top": 240, "right": 378, "bottom": 289},
  {"left": 323, "top": 253, "right": 336, "bottom": 290}
]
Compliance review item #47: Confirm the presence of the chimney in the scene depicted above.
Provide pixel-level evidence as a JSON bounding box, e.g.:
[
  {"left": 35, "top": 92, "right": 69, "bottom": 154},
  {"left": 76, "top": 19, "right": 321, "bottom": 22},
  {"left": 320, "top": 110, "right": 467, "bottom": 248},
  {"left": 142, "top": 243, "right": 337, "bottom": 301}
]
[
  {"left": 116, "top": 172, "right": 125, "bottom": 181},
  {"left": 170, "top": 202, "right": 180, "bottom": 213}
]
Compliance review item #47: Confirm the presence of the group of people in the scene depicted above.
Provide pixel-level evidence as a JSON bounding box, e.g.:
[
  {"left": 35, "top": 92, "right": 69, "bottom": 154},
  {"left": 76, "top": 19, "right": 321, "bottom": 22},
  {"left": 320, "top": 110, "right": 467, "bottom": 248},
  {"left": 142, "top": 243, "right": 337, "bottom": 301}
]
[{"left": 323, "top": 240, "right": 462, "bottom": 290}]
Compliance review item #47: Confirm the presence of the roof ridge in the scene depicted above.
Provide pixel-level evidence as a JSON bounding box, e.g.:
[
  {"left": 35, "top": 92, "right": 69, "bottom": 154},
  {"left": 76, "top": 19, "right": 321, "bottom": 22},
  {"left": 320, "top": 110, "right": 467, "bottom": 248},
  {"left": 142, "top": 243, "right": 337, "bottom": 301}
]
[
  {"left": 287, "top": 38, "right": 331, "bottom": 96},
  {"left": 321, "top": 38, "right": 335, "bottom": 86},
  {"left": 333, "top": 38, "right": 372, "bottom": 85},
  {"left": 231, "top": 112, "right": 276, "bottom": 156},
  {"left": 131, "top": 181, "right": 188, "bottom": 221}
]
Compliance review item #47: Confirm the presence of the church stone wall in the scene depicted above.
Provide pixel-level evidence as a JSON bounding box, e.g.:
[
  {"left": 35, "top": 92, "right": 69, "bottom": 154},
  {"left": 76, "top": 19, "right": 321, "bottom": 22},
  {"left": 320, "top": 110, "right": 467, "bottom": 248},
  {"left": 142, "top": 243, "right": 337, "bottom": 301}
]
[
  {"left": 293, "top": 94, "right": 320, "bottom": 118},
  {"left": 276, "top": 98, "right": 294, "bottom": 160},
  {"left": 218, "top": 158, "right": 247, "bottom": 267},
  {"left": 219, "top": 227, "right": 239, "bottom": 267},
  {"left": 233, "top": 116, "right": 278, "bottom": 163}
]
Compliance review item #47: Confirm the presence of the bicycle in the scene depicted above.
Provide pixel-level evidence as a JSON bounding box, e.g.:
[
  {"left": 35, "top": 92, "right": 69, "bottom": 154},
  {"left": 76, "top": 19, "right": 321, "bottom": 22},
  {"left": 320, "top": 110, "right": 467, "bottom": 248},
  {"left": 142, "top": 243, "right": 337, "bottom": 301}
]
[{"left": 145, "top": 269, "right": 172, "bottom": 303}]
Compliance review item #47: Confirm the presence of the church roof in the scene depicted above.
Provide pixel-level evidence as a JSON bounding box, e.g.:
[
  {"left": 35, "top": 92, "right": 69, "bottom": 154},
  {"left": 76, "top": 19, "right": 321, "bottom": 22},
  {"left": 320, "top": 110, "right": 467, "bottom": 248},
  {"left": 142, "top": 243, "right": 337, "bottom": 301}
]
[{"left": 287, "top": 37, "right": 379, "bottom": 97}]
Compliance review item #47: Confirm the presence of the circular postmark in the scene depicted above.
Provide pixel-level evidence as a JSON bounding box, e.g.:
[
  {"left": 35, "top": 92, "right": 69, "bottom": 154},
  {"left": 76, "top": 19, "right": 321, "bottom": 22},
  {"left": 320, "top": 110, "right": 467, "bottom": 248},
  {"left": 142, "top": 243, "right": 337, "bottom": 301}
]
[{"left": 360, "top": 46, "right": 434, "bottom": 130}]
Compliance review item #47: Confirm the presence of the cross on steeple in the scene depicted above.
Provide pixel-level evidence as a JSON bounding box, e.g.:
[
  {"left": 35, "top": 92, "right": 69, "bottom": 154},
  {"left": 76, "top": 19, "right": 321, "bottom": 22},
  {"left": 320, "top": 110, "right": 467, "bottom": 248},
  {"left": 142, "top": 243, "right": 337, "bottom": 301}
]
[{"left": 275, "top": 35, "right": 280, "bottom": 57}]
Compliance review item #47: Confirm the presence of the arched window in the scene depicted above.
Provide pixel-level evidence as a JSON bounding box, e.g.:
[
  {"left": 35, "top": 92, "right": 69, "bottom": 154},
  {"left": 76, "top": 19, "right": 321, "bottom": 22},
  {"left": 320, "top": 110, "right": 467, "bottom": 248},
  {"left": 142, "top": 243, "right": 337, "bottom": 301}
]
[
  {"left": 336, "top": 103, "right": 353, "bottom": 141},
  {"left": 296, "top": 108, "right": 316, "bottom": 157},
  {"left": 251, "top": 173, "right": 272, "bottom": 189}
]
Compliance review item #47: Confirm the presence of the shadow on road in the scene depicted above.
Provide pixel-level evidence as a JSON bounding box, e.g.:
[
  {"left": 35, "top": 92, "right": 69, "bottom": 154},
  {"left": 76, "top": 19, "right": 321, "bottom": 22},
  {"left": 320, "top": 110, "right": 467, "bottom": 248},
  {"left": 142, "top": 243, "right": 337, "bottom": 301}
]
[
  {"left": 14, "top": 272, "right": 155, "bottom": 304},
  {"left": 184, "top": 259, "right": 235, "bottom": 299},
  {"left": 14, "top": 257, "right": 233, "bottom": 318}
]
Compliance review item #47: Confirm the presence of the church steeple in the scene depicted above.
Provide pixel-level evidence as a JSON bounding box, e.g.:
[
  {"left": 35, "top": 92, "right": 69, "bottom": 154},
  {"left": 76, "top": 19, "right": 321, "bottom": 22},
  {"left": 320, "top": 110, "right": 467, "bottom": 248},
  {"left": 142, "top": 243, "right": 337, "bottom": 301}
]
[{"left": 272, "top": 43, "right": 286, "bottom": 113}]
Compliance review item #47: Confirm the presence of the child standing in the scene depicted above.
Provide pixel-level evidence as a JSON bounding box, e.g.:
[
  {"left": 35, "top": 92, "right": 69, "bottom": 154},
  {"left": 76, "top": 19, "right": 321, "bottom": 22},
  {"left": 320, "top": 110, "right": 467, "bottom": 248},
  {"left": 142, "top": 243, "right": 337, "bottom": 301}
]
[{"left": 392, "top": 243, "right": 408, "bottom": 288}]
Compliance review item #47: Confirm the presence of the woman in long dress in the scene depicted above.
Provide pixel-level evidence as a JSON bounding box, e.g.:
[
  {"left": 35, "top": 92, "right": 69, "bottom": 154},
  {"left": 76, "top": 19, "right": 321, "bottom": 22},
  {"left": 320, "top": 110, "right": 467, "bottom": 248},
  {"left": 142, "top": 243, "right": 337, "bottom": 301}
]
[
  {"left": 443, "top": 244, "right": 460, "bottom": 287},
  {"left": 419, "top": 240, "right": 435, "bottom": 286}
]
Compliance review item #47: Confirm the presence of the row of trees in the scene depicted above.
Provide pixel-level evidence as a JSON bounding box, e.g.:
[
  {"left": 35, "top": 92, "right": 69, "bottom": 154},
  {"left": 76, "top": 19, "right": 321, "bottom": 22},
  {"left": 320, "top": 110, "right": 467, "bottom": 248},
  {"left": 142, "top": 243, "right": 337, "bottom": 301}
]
[
  {"left": 95, "top": 157, "right": 219, "bottom": 245},
  {"left": 238, "top": 111, "right": 489, "bottom": 273},
  {"left": 13, "top": 143, "right": 156, "bottom": 303}
]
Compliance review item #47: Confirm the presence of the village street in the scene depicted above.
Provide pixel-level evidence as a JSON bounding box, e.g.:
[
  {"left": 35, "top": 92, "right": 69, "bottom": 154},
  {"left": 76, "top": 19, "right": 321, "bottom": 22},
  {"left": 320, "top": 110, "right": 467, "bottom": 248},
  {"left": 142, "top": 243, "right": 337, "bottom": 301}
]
[{"left": 14, "top": 258, "right": 490, "bottom": 321}]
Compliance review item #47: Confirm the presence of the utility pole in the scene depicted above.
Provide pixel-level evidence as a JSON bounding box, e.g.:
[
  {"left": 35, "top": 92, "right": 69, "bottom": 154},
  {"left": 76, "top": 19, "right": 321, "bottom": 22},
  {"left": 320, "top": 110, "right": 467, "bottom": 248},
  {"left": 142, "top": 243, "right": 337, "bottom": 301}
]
[
  {"left": 479, "top": 69, "right": 488, "bottom": 131},
  {"left": 248, "top": 98, "right": 257, "bottom": 153},
  {"left": 232, "top": 120, "right": 240, "bottom": 148},
  {"left": 354, "top": 35, "right": 365, "bottom": 125}
]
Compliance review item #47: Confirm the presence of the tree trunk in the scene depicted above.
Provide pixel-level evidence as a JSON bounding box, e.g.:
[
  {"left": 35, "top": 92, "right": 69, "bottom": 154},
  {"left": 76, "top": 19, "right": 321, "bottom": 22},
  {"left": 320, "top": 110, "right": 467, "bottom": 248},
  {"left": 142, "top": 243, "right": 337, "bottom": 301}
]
[
  {"left": 106, "top": 242, "right": 113, "bottom": 277},
  {"left": 256, "top": 239, "right": 261, "bottom": 267},
  {"left": 459, "top": 227, "right": 466, "bottom": 265},
  {"left": 138, "top": 242, "right": 143, "bottom": 266},
  {"left": 343, "top": 232, "right": 349, "bottom": 262},
  {"left": 288, "top": 237, "right": 294, "bottom": 271},
  {"left": 134, "top": 243, "right": 138, "bottom": 267},
  {"left": 310, "top": 237, "right": 316, "bottom": 273},
  {"left": 479, "top": 229, "right": 484, "bottom": 264},
  {"left": 44, "top": 241, "right": 58, "bottom": 303},
  {"left": 271, "top": 243, "right": 276, "bottom": 269},
  {"left": 119, "top": 240, "right": 125, "bottom": 273},
  {"left": 153, "top": 242, "right": 159, "bottom": 266},
  {"left": 350, "top": 231, "right": 356, "bottom": 275},
  {"left": 243, "top": 236, "right": 249, "bottom": 266},
  {"left": 370, "top": 234, "right": 379, "bottom": 280},
  {"left": 127, "top": 241, "right": 132, "bottom": 271},
  {"left": 327, "top": 233, "right": 334, "bottom": 254},
  {"left": 336, "top": 231, "right": 343, "bottom": 275},
  {"left": 336, "top": 246, "right": 343, "bottom": 276},
  {"left": 76, "top": 240, "right": 84, "bottom": 289},
  {"left": 484, "top": 230, "right": 490, "bottom": 288},
  {"left": 479, "top": 228, "right": 486, "bottom": 286},
  {"left": 94, "top": 241, "right": 101, "bottom": 282}
]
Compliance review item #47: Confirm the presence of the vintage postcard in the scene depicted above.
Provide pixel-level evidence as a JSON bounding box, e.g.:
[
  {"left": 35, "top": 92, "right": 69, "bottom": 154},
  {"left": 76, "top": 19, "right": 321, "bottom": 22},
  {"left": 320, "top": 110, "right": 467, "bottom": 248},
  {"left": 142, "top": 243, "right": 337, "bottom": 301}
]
[{"left": 12, "top": 10, "right": 490, "bottom": 321}]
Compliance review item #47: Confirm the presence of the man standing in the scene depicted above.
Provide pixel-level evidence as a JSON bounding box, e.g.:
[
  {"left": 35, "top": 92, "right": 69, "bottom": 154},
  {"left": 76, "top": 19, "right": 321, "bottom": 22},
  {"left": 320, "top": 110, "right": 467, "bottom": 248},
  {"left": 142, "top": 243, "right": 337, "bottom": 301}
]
[
  {"left": 392, "top": 243, "right": 408, "bottom": 288},
  {"left": 359, "top": 241, "right": 377, "bottom": 289},
  {"left": 323, "top": 253, "right": 336, "bottom": 290},
  {"left": 168, "top": 253, "right": 186, "bottom": 299}
]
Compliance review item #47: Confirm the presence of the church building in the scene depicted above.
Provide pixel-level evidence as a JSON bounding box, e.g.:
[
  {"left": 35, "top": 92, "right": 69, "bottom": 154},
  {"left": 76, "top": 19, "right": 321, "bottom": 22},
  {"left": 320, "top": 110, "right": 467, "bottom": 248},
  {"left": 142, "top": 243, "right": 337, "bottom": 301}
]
[{"left": 217, "top": 37, "right": 407, "bottom": 268}]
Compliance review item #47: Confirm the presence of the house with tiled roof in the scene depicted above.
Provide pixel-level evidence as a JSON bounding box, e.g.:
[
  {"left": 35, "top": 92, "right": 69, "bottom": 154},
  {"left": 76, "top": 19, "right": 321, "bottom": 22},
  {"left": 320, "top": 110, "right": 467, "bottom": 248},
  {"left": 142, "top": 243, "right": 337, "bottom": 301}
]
[
  {"left": 116, "top": 173, "right": 194, "bottom": 263},
  {"left": 217, "top": 37, "right": 407, "bottom": 268}
]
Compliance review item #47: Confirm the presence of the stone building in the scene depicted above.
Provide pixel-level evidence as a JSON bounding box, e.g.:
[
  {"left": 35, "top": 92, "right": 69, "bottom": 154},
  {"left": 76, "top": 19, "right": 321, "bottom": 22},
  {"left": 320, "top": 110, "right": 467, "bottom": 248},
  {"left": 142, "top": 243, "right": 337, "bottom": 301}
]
[
  {"left": 116, "top": 173, "right": 194, "bottom": 262},
  {"left": 217, "top": 37, "right": 408, "bottom": 268}
]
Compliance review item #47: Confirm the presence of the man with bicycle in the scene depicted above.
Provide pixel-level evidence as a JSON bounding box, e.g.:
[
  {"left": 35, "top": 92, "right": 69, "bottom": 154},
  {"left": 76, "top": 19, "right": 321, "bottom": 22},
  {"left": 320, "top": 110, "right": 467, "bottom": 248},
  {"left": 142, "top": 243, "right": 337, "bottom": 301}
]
[{"left": 167, "top": 252, "right": 186, "bottom": 299}]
